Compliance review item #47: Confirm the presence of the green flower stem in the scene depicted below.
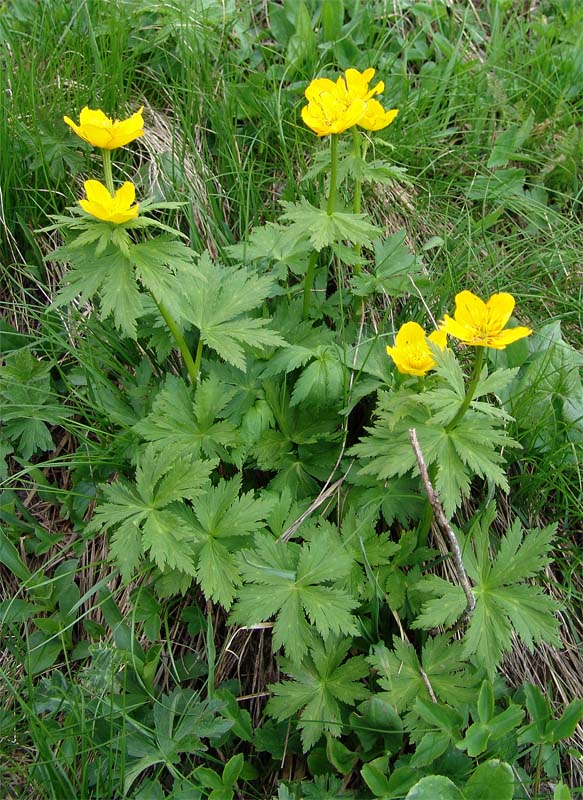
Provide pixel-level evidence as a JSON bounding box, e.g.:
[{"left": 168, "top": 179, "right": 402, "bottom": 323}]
[
  {"left": 327, "top": 133, "right": 339, "bottom": 216},
  {"left": 447, "top": 346, "right": 485, "bottom": 431},
  {"left": 192, "top": 336, "right": 204, "bottom": 383},
  {"left": 302, "top": 134, "right": 339, "bottom": 319},
  {"left": 352, "top": 128, "right": 362, "bottom": 216},
  {"left": 154, "top": 296, "right": 200, "bottom": 385},
  {"left": 352, "top": 128, "right": 363, "bottom": 273},
  {"left": 101, "top": 149, "right": 115, "bottom": 195},
  {"left": 416, "top": 347, "right": 485, "bottom": 545},
  {"left": 302, "top": 250, "right": 319, "bottom": 321}
]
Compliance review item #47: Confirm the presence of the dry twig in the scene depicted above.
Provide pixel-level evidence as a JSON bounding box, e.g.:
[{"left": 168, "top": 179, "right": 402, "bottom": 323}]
[{"left": 409, "top": 427, "right": 476, "bottom": 619}]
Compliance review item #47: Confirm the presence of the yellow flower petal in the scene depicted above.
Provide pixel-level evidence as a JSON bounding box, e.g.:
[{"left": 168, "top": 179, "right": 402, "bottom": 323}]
[
  {"left": 428, "top": 327, "right": 448, "bottom": 349},
  {"left": 64, "top": 106, "right": 144, "bottom": 149},
  {"left": 84, "top": 179, "right": 113, "bottom": 205},
  {"left": 443, "top": 289, "right": 532, "bottom": 349},
  {"left": 79, "top": 107, "right": 111, "bottom": 127},
  {"left": 79, "top": 179, "right": 139, "bottom": 224},
  {"left": 485, "top": 292, "right": 515, "bottom": 332},
  {"left": 305, "top": 78, "right": 337, "bottom": 101},
  {"left": 115, "top": 181, "right": 136, "bottom": 206},
  {"left": 386, "top": 321, "right": 442, "bottom": 376},
  {"left": 441, "top": 314, "right": 474, "bottom": 342},
  {"left": 484, "top": 326, "right": 533, "bottom": 349},
  {"left": 344, "top": 68, "right": 383, "bottom": 100},
  {"left": 394, "top": 321, "right": 427, "bottom": 348},
  {"left": 451, "top": 290, "right": 487, "bottom": 330}
]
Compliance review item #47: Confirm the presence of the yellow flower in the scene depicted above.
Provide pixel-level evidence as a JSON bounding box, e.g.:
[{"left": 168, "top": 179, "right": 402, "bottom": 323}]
[
  {"left": 343, "top": 67, "right": 384, "bottom": 102},
  {"left": 301, "top": 77, "right": 366, "bottom": 137},
  {"left": 301, "top": 68, "right": 398, "bottom": 137},
  {"left": 441, "top": 290, "right": 532, "bottom": 350},
  {"left": 64, "top": 106, "right": 144, "bottom": 149},
  {"left": 357, "top": 99, "right": 400, "bottom": 132},
  {"left": 386, "top": 321, "right": 447, "bottom": 376},
  {"left": 79, "top": 180, "right": 139, "bottom": 224}
]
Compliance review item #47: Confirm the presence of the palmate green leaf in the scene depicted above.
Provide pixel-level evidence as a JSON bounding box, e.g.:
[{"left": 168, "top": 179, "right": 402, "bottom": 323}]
[
  {"left": 261, "top": 311, "right": 336, "bottom": 378},
  {"left": 88, "top": 445, "right": 215, "bottom": 580},
  {"left": 176, "top": 252, "right": 286, "bottom": 369},
  {"left": 0, "top": 350, "right": 74, "bottom": 459},
  {"left": 346, "top": 472, "right": 426, "bottom": 529},
  {"left": 128, "top": 237, "right": 196, "bottom": 311},
  {"left": 141, "top": 509, "right": 199, "bottom": 576},
  {"left": 432, "top": 346, "right": 467, "bottom": 398},
  {"left": 368, "top": 635, "right": 480, "bottom": 713},
  {"left": 351, "top": 231, "right": 424, "bottom": 298},
  {"left": 353, "top": 377, "right": 520, "bottom": 517},
  {"left": 290, "top": 345, "right": 345, "bottom": 407},
  {"left": 230, "top": 529, "right": 358, "bottom": 663},
  {"left": 188, "top": 474, "right": 273, "bottom": 609},
  {"left": 489, "top": 519, "right": 556, "bottom": 585},
  {"left": 226, "top": 221, "right": 312, "bottom": 278},
  {"left": 414, "top": 508, "right": 561, "bottom": 675},
  {"left": 135, "top": 374, "right": 240, "bottom": 463},
  {"left": 266, "top": 635, "right": 370, "bottom": 751},
  {"left": 279, "top": 198, "right": 380, "bottom": 252},
  {"left": 411, "top": 576, "right": 467, "bottom": 629},
  {"left": 474, "top": 366, "right": 520, "bottom": 399},
  {"left": 53, "top": 243, "right": 144, "bottom": 339}
]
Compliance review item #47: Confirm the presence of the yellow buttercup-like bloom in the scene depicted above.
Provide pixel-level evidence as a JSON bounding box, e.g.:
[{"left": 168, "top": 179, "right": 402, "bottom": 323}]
[
  {"left": 386, "top": 321, "right": 447, "bottom": 376},
  {"left": 301, "top": 78, "right": 366, "bottom": 137},
  {"left": 301, "top": 68, "right": 399, "bottom": 137},
  {"left": 441, "top": 291, "right": 532, "bottom": 350},
  {"left": 64, "top": 106, "right": 144, "bottom": 149},
  {"left": 79, "top": 180, "right": 139, "bottom": 224},
  {"left": 357, "top": 99, "right": 400, "bottom": 132}
]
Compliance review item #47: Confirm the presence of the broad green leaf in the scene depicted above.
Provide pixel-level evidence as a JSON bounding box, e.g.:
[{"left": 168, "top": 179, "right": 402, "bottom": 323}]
[
  {"left": 553, "top": 783, "right": 572, "bottom": 800},
  {"left": 326, "top": 737, "right": 357, "bottom": 775},
  {"left": 361, "top": 762, "right": 392, "bottom": 797},
  {"left": 221, "top": 753, "right": 244, "bottom": 787},
  {"left": 409, "top": 730, "right": 451, "bottom": 768},
  {"left": 352, "top": 697, "right": 404, "bottom": 754},
  {"left": 464, "top": 760, "right": 514, "bottom": 800},
  {"left": 549, "top": 699, "right": 583, "bottom": 743},
  {"left": 477, "top": 680, "right": 495, "bottom": 723},
  {"left": 458, "top": 705, "right": 524, "bottom": 756},
  {"left": 405, "top": 775, "right": 465, "bottom": 800},
  {"left": 290, "top": 346, "right": 345, "bottom": 407},
  {"left": 415, "top": 697, "right": 463, "bottom": 736}
]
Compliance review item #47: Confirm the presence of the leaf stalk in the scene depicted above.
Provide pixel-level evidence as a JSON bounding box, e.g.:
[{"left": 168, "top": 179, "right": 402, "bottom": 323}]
[{"left": 154, "top": 296, "right": 200, "bottom": 385}]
